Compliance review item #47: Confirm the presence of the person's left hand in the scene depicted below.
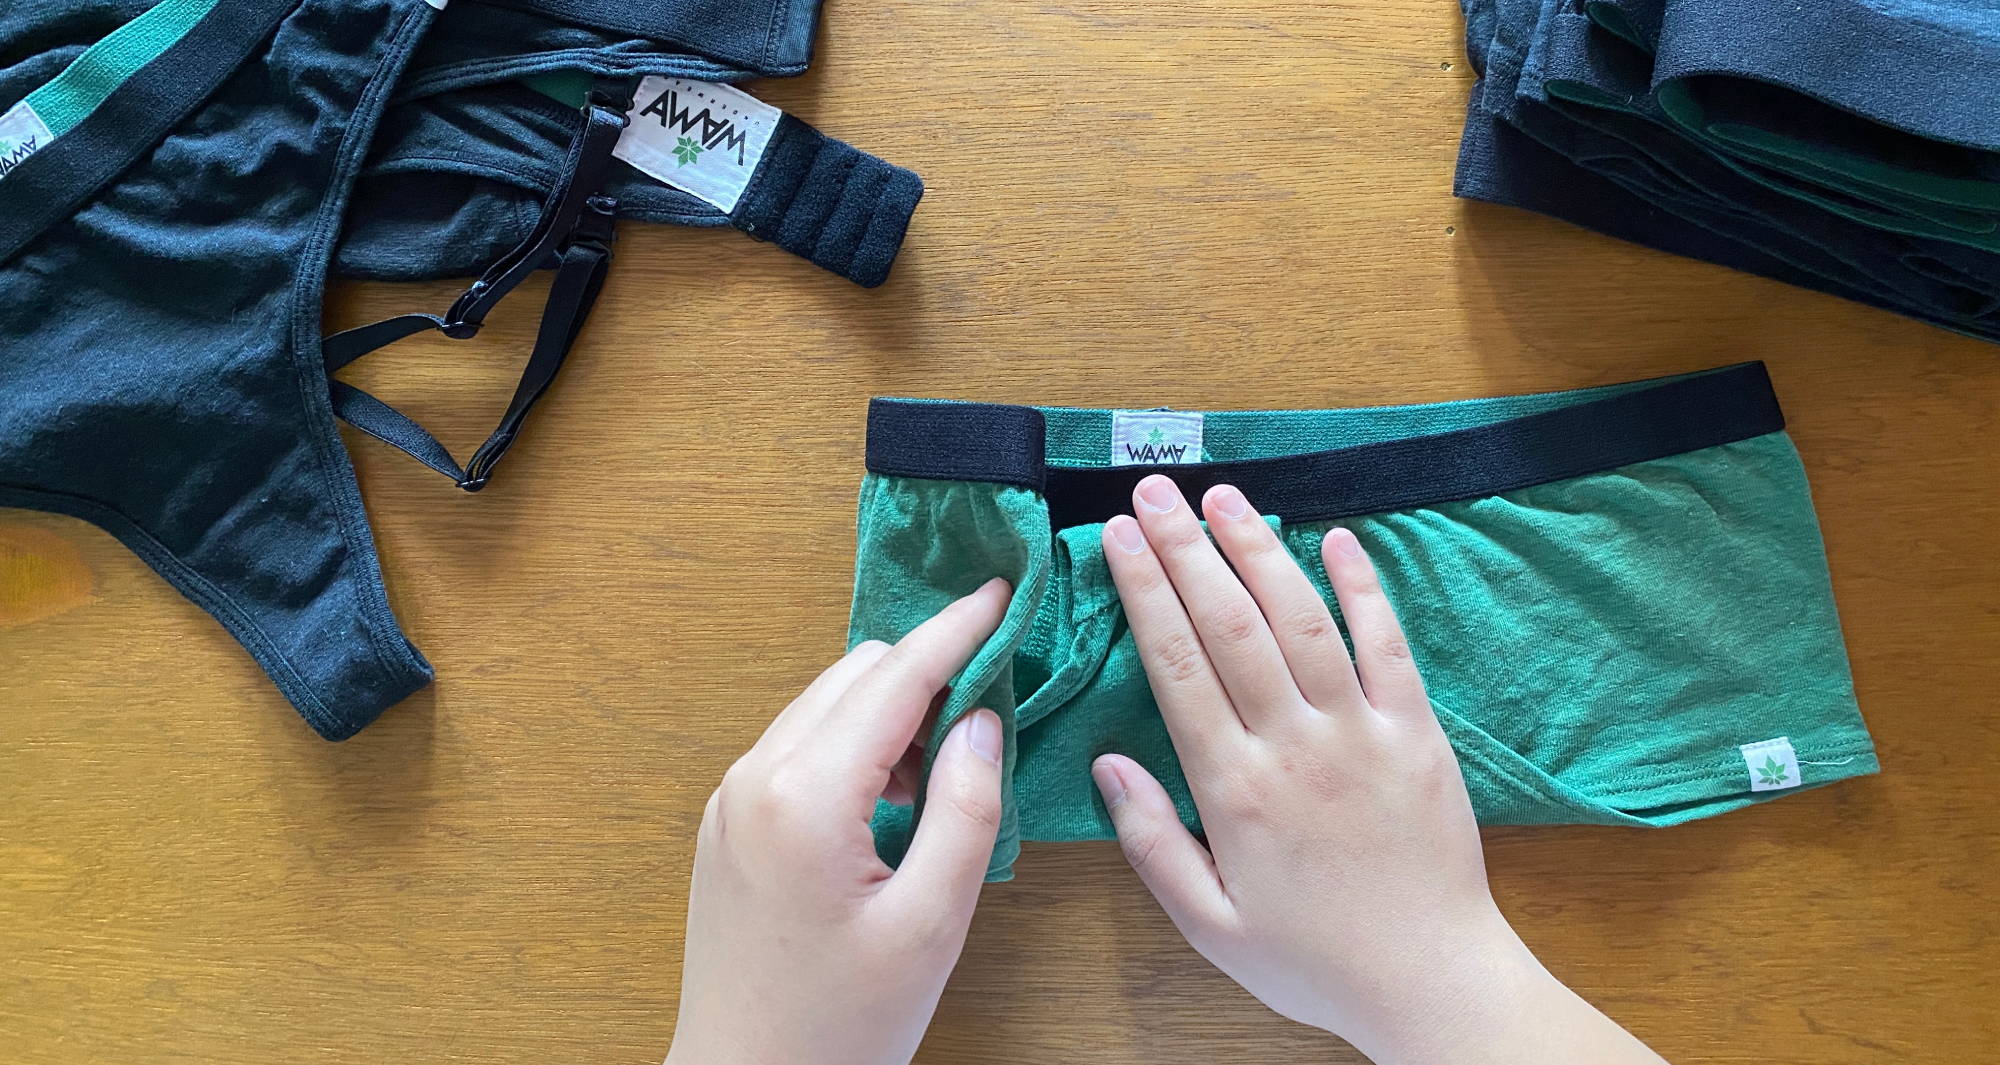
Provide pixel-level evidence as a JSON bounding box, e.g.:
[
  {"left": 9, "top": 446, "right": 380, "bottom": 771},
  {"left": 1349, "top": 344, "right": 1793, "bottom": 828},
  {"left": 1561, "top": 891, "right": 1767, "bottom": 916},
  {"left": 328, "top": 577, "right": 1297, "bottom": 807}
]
[{"left": 664, "top": 579, "right": 1012, "bottom": 1065}]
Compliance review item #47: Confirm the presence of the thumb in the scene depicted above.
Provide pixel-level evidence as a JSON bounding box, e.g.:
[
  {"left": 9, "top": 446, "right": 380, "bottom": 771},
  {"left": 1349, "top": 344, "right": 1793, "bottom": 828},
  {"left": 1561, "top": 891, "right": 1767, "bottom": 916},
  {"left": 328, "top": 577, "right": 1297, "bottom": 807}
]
[
  {"left": 881, "top": 709, "right": 1005, "bottom": 920},
  {"left": 1093, "top": 754, "right": 1231, "bottom": 936}
]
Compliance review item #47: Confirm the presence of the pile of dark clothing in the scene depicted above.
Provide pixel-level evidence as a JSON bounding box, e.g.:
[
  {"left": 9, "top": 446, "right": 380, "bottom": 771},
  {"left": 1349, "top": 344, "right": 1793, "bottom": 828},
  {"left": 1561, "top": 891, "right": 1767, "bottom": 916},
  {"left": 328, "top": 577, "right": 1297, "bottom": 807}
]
[{"left": 1456, "top": 0, "right": 2000, "bottom": 342}]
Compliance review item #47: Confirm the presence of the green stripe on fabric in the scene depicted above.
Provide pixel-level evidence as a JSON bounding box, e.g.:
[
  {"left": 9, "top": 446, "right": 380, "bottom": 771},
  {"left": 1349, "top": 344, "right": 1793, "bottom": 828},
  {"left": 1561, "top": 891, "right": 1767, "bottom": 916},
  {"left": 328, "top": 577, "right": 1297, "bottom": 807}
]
[
  {"left": 24, "top": 0, "right": 221, "bottom": 138},
  {"left": 521, "top": 71, "right": 594, "bottom": 109}
]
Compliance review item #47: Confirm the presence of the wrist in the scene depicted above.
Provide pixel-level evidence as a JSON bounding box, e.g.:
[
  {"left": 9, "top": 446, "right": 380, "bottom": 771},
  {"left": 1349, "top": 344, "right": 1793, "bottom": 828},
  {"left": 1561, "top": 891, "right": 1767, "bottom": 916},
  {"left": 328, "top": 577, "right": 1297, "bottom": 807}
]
[
  {"left": 666, "top": 1044, "right": 753, "bottom": 1065},
  {"left": 664, "top": 1027, "right": 757, "bottom": 1065},
  {"left": 1341, "top": 916, "right": 1555, "bottom": 1062}
]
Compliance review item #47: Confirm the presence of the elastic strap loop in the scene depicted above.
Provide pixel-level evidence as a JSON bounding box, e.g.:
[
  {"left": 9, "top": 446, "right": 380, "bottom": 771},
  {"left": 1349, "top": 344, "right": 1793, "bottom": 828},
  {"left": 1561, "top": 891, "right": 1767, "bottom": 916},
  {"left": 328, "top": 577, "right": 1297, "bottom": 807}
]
[{"left": 321, "top": 79, "right": 637, "bottom": 490}]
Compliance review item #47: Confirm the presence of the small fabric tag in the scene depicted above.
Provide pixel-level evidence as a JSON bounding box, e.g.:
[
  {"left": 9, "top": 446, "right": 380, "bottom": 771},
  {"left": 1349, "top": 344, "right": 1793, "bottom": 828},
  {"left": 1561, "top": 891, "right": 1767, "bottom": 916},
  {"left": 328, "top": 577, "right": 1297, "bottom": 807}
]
[
  {"left": 0, "top": 100, "right": 53, "bottom": 180},
  {"left": 1111, "top": 410, "right": 1205, "bottom": 466},
  {"left": 1740, "top": 737, "right": 1801, "bottom": 792},
  {"left": 614, "top": 76, "right": 781, "bottom": 213}
]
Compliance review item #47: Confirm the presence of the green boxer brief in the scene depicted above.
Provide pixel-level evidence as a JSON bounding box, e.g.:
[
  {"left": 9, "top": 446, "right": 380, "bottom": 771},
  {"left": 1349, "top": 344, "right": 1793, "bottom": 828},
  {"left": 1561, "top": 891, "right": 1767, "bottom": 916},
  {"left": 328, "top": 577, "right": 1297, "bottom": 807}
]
[{"left": 846, "top": 363, "right": 1879, "bottom": 881}]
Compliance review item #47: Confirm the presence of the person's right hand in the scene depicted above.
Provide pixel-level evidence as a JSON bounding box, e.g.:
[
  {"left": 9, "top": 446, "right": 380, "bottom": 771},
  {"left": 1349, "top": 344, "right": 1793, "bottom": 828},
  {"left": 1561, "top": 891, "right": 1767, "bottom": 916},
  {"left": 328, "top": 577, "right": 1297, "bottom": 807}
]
[
  {"left": 664, "top": 581, "right": 1012, "bottom": 1065},
  {"left": 1092, "top": 474, "right": 1667, "bottom": 1065}
]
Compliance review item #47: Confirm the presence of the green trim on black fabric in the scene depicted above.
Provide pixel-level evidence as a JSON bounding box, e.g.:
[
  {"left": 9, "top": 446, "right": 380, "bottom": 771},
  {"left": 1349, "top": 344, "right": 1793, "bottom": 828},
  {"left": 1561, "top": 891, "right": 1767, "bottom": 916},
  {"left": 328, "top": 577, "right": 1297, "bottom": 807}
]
[{"left": 23, "top": 0, "right": 221, "bottom": 139}]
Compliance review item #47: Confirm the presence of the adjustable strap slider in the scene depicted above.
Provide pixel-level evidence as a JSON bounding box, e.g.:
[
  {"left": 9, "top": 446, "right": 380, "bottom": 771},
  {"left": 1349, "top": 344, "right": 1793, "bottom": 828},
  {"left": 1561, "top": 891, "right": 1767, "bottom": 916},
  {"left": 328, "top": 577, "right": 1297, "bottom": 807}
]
[
  {"left": 441, "top": 280, "right": 493, "bottom": 336},
  {"left": 586, "top": 86, "right": 636, "bottom": 121},
  {"left": 568, "top": 195, "right": 620, "bottom": 252}
]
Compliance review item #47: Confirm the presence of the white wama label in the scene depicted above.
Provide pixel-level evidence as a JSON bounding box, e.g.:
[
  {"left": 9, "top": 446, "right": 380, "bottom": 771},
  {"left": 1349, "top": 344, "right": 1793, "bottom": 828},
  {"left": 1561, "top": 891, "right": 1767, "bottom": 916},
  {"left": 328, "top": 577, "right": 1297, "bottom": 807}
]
[
  {"left": 0, "top": 101, "right": 52, "bottom": 180},
  {"left": 1111, "top": 411, "right": 1205, "bottom": 465},
  {"left": 614, "top": 76, "right": 780, "bottom": 213}
]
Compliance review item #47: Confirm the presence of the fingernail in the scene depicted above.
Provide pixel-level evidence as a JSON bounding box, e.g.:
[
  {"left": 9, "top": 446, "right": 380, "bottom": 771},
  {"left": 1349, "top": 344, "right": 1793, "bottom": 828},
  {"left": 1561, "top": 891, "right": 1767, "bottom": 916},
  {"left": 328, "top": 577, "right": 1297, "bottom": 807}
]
[
  {"left": 1107, "top": 515, "right": 1146, "bottom": 554},
  {"left": 1330, "top": 527, "right": 1363, "bottom": 558},
  {"left": 1137, "top": 475, "right": 1178, "bottom": 513},
  {"left": 964, "top": 709, "right": 1002, "bottom": 766},
  {"left": 1210, "top": 485, "right": 1249, "bottom": 520},
  {"left": 1091, "top": 757, "right": 1127, "bottom": 810}
]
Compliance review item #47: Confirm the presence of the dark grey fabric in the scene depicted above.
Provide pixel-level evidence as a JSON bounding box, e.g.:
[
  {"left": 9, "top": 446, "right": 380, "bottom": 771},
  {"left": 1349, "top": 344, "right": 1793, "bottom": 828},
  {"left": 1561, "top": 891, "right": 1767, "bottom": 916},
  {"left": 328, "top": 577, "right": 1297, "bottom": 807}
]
[
  {"left": 1455, "top": 0, "right": 2000, "bottom": 343},
  {"left": 0, "top": 0, "right": 921, "bottom": 738}
]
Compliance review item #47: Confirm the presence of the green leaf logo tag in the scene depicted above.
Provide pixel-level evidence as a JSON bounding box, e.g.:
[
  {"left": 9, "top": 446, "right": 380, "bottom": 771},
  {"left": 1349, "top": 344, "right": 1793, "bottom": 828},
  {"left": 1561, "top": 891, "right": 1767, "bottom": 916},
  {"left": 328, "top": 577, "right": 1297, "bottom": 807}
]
[
  {"left": 1146, "top": 428, "right": 1166, "bottom": 446},
  {"left": 673, "top": 136, "right": 703, "bottom": 166},
  {"left": 1755, "top": 755, "right": 1789, "bottom": 787}
]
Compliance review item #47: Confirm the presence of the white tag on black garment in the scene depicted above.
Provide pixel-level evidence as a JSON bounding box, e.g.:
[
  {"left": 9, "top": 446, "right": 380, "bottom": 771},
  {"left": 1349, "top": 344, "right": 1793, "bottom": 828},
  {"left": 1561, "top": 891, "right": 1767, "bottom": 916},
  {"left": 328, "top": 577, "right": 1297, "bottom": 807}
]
[
  {"left": 614, "top": 76, "right": 781, "bottom": 213},
  {"left": 0, "top": 100, "right": 52, "bottom": 180}
]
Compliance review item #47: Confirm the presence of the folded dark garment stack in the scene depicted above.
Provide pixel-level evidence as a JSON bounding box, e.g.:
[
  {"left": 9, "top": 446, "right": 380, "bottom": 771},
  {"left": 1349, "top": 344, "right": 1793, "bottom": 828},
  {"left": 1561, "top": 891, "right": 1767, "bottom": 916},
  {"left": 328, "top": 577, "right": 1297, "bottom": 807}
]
[{"left": 1455, "top": 0, "right": 2000, "bottom": 342}]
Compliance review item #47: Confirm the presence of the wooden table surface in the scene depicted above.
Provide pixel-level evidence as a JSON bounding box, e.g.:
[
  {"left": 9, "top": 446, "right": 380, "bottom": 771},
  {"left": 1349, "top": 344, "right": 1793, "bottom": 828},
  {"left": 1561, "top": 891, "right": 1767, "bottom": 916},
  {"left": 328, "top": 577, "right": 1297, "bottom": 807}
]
[{"left": 5, "top": 2, "right": 1997, "bottom": 1062}]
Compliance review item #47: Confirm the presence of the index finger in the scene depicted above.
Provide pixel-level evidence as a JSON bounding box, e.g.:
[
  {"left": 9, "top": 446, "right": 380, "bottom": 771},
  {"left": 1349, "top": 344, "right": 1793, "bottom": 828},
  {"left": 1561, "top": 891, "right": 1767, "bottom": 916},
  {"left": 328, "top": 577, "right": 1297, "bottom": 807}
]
[
  {"left": 819, "top": 578, "right": 1013, "bottom": 776},
  {"left": 1101, "top": 514, "right": 1246, "bottom": 771}
]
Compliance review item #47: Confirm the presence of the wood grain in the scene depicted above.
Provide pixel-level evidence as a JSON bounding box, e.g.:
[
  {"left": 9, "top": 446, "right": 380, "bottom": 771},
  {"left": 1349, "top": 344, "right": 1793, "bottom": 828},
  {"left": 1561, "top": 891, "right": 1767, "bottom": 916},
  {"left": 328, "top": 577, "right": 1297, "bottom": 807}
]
[{"left": 4, "top": 1, "right": 1997, "bottom": 1062}]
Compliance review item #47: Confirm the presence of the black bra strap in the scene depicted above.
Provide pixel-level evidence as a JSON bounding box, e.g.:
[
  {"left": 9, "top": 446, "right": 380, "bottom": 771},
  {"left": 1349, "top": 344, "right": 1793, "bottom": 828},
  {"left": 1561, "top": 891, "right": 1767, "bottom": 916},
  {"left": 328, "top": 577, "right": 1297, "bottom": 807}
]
[
  {"left": 463, "top": 208, "right": 615, "bottom": 488},
  {"left": 322, "top": 80, "right": 635, "bottom": 491}
]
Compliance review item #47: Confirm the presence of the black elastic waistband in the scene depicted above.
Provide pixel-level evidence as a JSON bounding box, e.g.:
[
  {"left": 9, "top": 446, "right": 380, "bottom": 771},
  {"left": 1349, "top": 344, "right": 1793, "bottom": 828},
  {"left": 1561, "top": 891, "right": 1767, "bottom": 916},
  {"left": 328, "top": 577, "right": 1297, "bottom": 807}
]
[{"left": 864, "top": 362, "right": 1787, "bottom": 528}]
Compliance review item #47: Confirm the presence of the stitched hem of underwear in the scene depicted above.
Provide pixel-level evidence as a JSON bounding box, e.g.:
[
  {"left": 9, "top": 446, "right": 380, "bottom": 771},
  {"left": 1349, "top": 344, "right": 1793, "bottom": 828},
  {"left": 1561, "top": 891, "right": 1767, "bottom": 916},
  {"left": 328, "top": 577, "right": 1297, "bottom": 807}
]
[
  {"left": 1005, "top": 636, "right": 1879, "bottom": 802},
  {"left": 1585, "top": 738, "right": 1881, "bottom": 792},
  {"left": 1580, "top": 733, "right": 1877, "bottom": 783},
  {"left": 0, "top": 482, "right": 345, "bottom": 734},
  {"left": 283, "top": 0, "right": 440, "bottom": 716},
  {"left": 1449, "top": 735, "right": 1643, "bottom": 824},
  {"left": 1458, "top": 733, "right": 1880, "bottom": 825},
  {"left": 391, "top": 50, "right": 744, "bottom": 106},
  {"left": 474, "top": 0, "right": 802, "bottom": 77},
  {"left": 757, "top": 0, "right": 785, "bottom": 77}
]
